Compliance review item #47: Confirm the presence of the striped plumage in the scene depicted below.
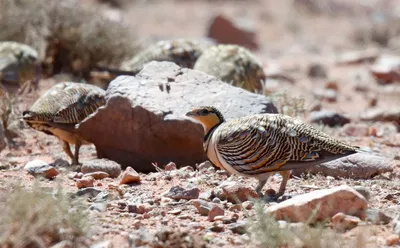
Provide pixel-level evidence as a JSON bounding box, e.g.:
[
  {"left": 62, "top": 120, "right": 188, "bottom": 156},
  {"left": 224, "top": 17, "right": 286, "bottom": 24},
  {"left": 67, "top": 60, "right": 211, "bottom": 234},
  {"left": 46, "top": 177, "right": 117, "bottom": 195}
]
[
  {"left": 193, "top": 44, "right": 265, "bottom": 93},
  {"left": 120, "top": 38, "right": 215, "bottom": 74},
  {"left": 22, "top": 82, "right": 106, "bottom": 165},
  {"left": 186, "top": 106, "right": 360, "bottom": 200}
]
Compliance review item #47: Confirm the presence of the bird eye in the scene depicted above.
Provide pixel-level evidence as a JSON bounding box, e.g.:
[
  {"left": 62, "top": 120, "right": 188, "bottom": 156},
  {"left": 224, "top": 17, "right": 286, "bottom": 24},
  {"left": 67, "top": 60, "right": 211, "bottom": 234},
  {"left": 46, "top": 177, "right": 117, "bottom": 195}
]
[{"left": 199, "top": 109, "right": 209, "bottom": 115}]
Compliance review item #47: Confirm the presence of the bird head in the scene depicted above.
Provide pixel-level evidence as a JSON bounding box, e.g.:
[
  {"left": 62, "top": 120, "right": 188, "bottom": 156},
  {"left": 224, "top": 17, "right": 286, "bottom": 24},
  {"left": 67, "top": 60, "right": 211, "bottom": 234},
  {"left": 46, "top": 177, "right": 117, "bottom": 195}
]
[{"left": 185, "top": 106, "right": 225, "bottom": 134}]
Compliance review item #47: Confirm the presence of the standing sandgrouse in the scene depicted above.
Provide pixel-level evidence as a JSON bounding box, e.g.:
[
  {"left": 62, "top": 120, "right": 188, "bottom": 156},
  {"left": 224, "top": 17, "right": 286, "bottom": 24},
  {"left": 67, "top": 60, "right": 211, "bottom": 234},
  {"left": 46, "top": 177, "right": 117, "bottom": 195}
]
[
  {"left": 186, "top": 106, "right": 360, "bottom": 200},
  {"left": 193, "top": 44, "right": 265, "bottom": 93},
  {"left": 22, "top": 82, "right": 106, "bottom": 165}
]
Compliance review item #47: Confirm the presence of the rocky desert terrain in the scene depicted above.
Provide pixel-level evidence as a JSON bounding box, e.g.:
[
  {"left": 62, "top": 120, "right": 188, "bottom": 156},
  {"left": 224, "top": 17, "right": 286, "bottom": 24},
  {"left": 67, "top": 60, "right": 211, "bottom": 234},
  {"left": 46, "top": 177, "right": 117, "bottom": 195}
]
[{"left": 0, "top": 0, "right": 400, "bottom": 247}]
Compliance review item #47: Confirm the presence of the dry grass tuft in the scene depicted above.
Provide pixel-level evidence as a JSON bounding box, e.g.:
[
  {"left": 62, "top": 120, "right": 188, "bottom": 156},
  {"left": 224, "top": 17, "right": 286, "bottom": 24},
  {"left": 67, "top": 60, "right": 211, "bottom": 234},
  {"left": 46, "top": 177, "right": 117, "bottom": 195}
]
[
  {"left": 0, "top": 0, "right": 139, "bottom": 80},
  {"left": 0, "top": 181, "right": 91, "bottom": 248},
  {"left": 268, "top": 90, "right": 307, "bottom": 118}
]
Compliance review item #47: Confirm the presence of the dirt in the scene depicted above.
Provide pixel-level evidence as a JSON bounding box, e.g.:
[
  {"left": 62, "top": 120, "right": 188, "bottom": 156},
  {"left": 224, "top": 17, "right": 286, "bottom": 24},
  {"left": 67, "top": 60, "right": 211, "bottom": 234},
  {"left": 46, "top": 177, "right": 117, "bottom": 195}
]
[{"left": 1, "top": 0, "right": 400, "bottom": 247}]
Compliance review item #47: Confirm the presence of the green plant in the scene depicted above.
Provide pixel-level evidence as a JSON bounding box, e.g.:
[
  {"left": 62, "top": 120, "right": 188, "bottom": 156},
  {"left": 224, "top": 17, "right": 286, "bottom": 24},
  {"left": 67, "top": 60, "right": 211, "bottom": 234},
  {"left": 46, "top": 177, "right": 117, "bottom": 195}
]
[{"left": 0, "top": 181, "right": 91, "bottom": 247}]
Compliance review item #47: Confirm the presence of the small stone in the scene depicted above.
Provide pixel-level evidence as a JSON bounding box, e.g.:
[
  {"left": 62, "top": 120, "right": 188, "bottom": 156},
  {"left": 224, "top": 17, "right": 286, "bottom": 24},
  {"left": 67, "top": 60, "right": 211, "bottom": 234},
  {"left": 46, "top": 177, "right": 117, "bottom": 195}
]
[
  {"left": 392, "top": 217, "right": 400, "bottom": 235},
  {"left": 353, "top": 186, "right": 370, "bottom": 202},
  {"left": 242, "top": 201, "right": 254, "bottom": 210},
  {"left": 211, "top": 198, "right": 221, "bottom": 204},
  {"left": 76, "top": 187, "right": 102, "bottom": 198},
  {"left": 120, "top": 166, "right": 140, "bottom": 185},
  {"left": 265, "top": 185, "right": 367, "bottom": 224},
  {"left": 310, "top": 110, "right": 350, "bottom": 127},
  {"left": 208, "top": 205, "right": 225, "bottom": 221},
  {"left": 331, "top": 212, "right": 360, "bottom": 232},
  {"left": 76, "top": 176, "right": 95, "bottom": 189},
  {"left": 24, "top": 160, "right": 59, "bottom": 179},
  {"left": 312, "top": 88, "right": 337, "bottom": 102},
  {"left": 50, "top": 240, "right": 73, "bottom": 248},
  {"left": 81, "top": 159, "right": 122, "bottom": 178},
  {"left": 192, "top": 199, "right": 213, "bottom": 216},
  {"left": 90, "top": 240, "right": 111, "bottom": 248},
  {"left": 370, "top": 55, "right": 400, "bottom": 84},
  {"left": 307, "top": 63, "right": 327, "bottom": 78},
  {"left": 165, "top": 186, "right": 200, "bottom": 200},
  {"left": 198, "top": 161, "right": 213, "bottom": 171},
  {"left": 325, "top": 80, "right": 339, "bottom": 91},
  {"left": 128, "top": 203, "right": 152, "bottom": 214},
  {"left": 367, "top": 208, "right": 392, "bottom": 224},
  {"left": 229, "top": 204, "right": 242, "bottom": 212},
  {"left": 164, "top": 162, "right": 177, "bottom": 171},
  {"left": 360, "top": 108, "right": 400, "bottom": 122},
  {"left": 168, "top": 209, "right": 182, "bottom": 215},
  {"left": 210, "top": 221, "right": 225, "bottom": 232},
  {"left": 386, "top": 234, "right": 400, "bottom": 246},
  {"left": 84, "top": 171, "right": 110, "bottom": 180},
  {"left": 89, "top": 202, "right": 107, "bottom": 212},
  {"left": 228, "top": 221, "right": 248, "bottom": 234},
  {"left": 215, "top": 181, "right": 258, "bottom": 203}
]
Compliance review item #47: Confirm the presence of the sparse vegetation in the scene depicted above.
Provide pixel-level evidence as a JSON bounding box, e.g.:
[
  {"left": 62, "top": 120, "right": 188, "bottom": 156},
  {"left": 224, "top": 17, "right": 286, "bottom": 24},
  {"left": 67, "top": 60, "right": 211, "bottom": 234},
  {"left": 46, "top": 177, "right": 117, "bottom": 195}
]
[
  {"left": 0, "top": 0, "right": 139, "bottom": 81},
  {"left": 0, "top": 181, "right": 91, "bottom": 248},
  {"left": 268, "top": 91, "right": 307, "bottom": 118}
]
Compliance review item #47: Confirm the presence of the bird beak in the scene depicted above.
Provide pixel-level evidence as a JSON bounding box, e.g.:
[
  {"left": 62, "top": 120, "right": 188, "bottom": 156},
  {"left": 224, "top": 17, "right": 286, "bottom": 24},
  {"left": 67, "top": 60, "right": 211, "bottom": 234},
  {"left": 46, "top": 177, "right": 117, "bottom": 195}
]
[{"left": 185, "top": 111, "right": 195, "bottom": 117}]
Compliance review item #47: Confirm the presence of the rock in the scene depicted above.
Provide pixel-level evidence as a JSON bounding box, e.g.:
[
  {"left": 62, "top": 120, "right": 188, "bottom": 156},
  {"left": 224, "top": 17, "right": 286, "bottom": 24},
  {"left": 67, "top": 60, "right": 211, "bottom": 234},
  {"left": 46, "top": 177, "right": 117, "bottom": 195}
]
[
  {"left": 207, "top": 14, "right": 258, "bottom": 50},
  {"left": 165, "top": 186, "right": 200, "bottom": 201},
  {"left": 242, "top": 201, "right": 254, "bottom": 210},
  {"left": 352, "top": 186, "right": 370, "bottom": 201},
  {"left": 265, "top": 185, "right": 368, "bottom": 224},
  {"left": 164, "top": 162, "right": 177, "bottom": 171},
  {"left": 128, "top": 203, "right": 152, "bottom": 214},
  {"left": 370, "top": 55, "right": 400, "bottom": 84},
  {"left": 367, "top": 208, "right": 392, "bottom": 225},
  {"left": 393, "top": 218, "right": 400, "bottom": 236},
  {"left": 335, "top": 49, "right": 379, "bottom": 65},
  {"left": 120, "top": 166, "right": 141, "bottom": 185},
  {"left": 192, "top": 199, "right": 213, "bottom": 216},
  {"left": 307, "top": 63, "right": 327, "bottom": 78},
  {"left": 76, "top": 176, "right": 95, "bottom": 189},
  {"left": 75, "top": 61, "right": 277, "bottom": 172},
  {"left": 197, "top": 161, "right": 213, "bottom": 171},
  {"left": 228, "top": 221, "right": 248, "bottom": 234},
  {"left": 76, "top": 187, "right": 102, "bottom": 198},
  {"left": 210, "top": 221, "right": 225, "bottom": 232},
  {"left": 386, "top": 235, "right": 400, "bottom": 246},
  {"left": 81, "top": 159, "right": 122, "bottom": 178},
  {"left": 214, "top": 181, "right": 258, "bottom": 203},
  {"left": 312, "top": 88, "right": 337, "bottom": 102},
  {"left": 340, "top": 123, "right": 370, "bottom": 137},
  {"left": 208, "top": 205, "right": 225, "bottom": 221},
  {"left": 292, "top": 153, "right": 393, "bottom": 179},
  {"left": 50, "top": 240, "right": 73, "bottom": 248},
  {"left": 83, "top": 171, "right": 110, "bottom": 180},
  {"left": 331, "top": 212, "right": 360, "bottom": 232},
  {"left": 90, "top": 202, "right": 107, "bottom": 212},
  {"left": 310, "top": 110, "right": 350, "bottom": 127},
  {"left": 24, "top": 160, "right": 59, "bottom": 179},
  {"left": 360, "top": 108, "right": 400, "bottom": 122}
]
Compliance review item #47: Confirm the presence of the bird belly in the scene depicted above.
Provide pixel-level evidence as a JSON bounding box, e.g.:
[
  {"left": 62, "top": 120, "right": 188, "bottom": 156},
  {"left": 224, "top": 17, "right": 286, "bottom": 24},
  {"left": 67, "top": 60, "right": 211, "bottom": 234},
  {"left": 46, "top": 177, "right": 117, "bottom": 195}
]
[{"left": 49, "top": 127, "right": 90, "bottom": 145}]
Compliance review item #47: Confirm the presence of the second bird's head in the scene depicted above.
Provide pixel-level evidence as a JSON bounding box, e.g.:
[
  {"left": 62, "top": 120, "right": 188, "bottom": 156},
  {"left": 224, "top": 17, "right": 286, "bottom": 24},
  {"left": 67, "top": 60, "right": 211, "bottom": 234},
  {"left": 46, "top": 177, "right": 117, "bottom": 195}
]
[{"left": 186, "top": 106, "right": 225, "bottom": 133}]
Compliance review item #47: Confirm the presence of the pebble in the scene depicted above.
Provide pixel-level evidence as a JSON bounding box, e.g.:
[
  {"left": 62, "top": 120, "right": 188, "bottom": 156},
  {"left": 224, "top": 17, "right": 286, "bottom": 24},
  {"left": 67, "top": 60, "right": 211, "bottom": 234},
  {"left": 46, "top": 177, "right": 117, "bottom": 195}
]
[
  {"left": 168, "top": 209, "right": 182, "bottom": 215},
  {"left": 164, "top": 162, "right": 177, "bottom": 171},
  {"left": 242, "top": 201, "right": 254, "bottom": 210},
  {"left": 312, "top": 88, "right": 337, "bottom": 102},
  {"left": 75, "top": 187, "right": 102, "bottom": 198},
  {"left": 76, "top": 176, "right": 95, "bottom": 189},
  {"left": 214, "top": 180, "right": 258, "bottom": 203},
  {"left": 90, "top": 202, "right": 107, "bottom": 212},
  {"left": 310, "top": 110, "right": 350, "bottom": 127},
  {"left": 81, "top": 158, "right": 122, "bottom": 178},
  {"left": 192, "top": 199, "right": 213, "bottom": 216},
  {"left": 120, "top": 166, "right": 141, "bottom": 184},
  {"left": 366, "top": 208, "right": 392, "bottom": 225},
  {"left": 307, "top": 63, "right": 327, "bottom": 78},
  {"left": 24, "top": 160, "right": 59, "bottom": 179},
  {"left": 208, "top": 205, "right": 225, "bottom": 221},
  {"left": 128, "top": 203, "right": 152, "bottom": 214},
  {"left": 228, "top": 221, "right": 248, "bottom": 234},
  {"left": 165, "top": 186, "right": 200, "bottom": 200},
  {"left": 197, "top": 161, "right": 213, "bottom": 171},
  {"left": 331, "top": 212, "right": 361, "bottom": 232},
  {"left": 386, "top": 234, "right": 400, "bottom": 246},
  {"left": 84, "top": 171, "right": 110, "bottom": 180},
  {"left": 210, "top": 221, "right": 224, "bottom": 232}
]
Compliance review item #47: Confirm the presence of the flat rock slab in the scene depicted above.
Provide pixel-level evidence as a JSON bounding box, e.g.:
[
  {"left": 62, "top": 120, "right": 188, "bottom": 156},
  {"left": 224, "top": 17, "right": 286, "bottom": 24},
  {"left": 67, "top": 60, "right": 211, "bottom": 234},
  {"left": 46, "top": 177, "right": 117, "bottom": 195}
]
[
  {"left": 292, "top": 153, "right": 393, "bottom": 179},
  {"left": 265, "top": 185, "right": 368, "bottom": 224},
  {"left": 76, "top": 61, "right": 277, "bottom": 172}
]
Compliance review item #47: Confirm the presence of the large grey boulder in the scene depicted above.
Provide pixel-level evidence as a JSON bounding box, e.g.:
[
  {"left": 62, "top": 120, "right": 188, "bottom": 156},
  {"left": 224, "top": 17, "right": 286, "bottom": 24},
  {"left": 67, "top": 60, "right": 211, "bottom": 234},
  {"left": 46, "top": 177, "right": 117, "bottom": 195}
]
[{"left": 76, "top": 61, "right": 277, "bottom": 172}]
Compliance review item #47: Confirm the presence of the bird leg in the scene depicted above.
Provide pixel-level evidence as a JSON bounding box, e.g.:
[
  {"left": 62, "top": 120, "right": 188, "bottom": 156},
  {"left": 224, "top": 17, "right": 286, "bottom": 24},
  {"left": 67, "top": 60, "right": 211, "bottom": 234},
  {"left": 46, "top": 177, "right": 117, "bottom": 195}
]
[
  {"left": 61, "top": 140, "right": 74, "bottom": 161},
  {"left": 255, "top": 179, "right": 268, "bottom": 198},
  {"left": 275, "top": 170, "right": 291, "bottom": 199},
  {"left": 72, "top": 140, "right": 82, "bottom": 166}
]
